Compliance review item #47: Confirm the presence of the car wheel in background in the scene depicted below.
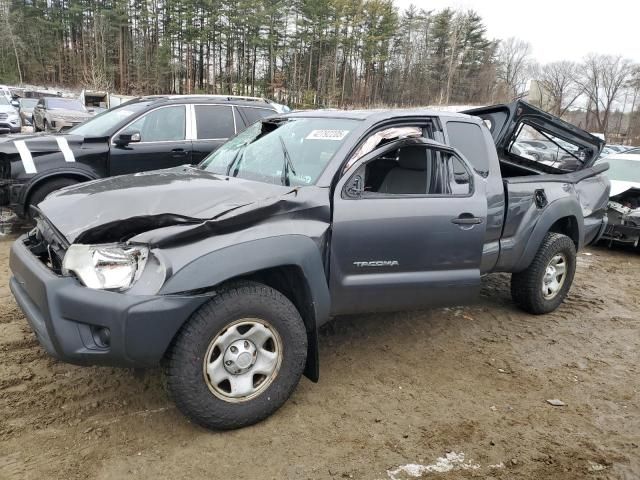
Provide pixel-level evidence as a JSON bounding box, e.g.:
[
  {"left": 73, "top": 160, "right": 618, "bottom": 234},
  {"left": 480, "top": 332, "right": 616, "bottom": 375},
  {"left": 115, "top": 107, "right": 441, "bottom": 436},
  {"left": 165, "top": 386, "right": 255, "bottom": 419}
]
[
  {"left": 165, "top": 281, "right": 308, "bottom": 430},
  {"left": 510, "top": 232, "right": 577, "bottom": 314},
  {"left": 26, "top": 177, "right": 80, "bottom": 218}
]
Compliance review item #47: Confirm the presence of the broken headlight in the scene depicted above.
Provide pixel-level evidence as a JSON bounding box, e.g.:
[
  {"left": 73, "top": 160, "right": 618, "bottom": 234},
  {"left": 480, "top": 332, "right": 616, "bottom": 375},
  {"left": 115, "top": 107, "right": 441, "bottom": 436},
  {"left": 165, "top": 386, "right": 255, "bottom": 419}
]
[{"left": 62, "top": 244, "right": 149, "bottom": 291}]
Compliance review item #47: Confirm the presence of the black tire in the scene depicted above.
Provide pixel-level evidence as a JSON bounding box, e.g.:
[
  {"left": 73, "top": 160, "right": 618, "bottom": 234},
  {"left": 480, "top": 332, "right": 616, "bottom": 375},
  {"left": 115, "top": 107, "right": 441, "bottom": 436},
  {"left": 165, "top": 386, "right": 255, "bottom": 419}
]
[
  {"left": 27, "top": 178, "right": 79, "bottom": 218},
  {"left": 511, "top": 232, "right": 577, "bottom": 314},
  {"left": 165, "top": 281, "right": 308, "bottom": 430}
]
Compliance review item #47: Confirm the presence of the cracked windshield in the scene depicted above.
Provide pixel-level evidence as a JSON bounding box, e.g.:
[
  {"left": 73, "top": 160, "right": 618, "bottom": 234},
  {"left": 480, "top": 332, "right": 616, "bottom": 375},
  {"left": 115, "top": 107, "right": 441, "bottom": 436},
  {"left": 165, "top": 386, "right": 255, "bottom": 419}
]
[{"left": 200, "top": 118, "right": 358, "bottom": 186}]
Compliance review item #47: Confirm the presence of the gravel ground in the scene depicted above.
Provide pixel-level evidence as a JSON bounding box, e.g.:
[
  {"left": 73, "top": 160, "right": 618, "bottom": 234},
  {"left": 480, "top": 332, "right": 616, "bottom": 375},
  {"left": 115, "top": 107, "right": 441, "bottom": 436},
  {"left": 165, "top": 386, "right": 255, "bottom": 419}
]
[{"left": 0, "top": 234, "right": 638, "bottom": 479}]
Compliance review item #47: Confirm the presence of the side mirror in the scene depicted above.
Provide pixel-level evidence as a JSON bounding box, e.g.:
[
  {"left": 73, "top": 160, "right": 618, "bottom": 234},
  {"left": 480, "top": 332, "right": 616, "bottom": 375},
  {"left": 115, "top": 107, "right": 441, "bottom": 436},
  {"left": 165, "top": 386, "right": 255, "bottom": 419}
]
[
  {"left": 114, "top": 131, "right": 141, "bottom": 147},
  {"left": 11, "top": 100, "right": 20, "bottom": 109}
]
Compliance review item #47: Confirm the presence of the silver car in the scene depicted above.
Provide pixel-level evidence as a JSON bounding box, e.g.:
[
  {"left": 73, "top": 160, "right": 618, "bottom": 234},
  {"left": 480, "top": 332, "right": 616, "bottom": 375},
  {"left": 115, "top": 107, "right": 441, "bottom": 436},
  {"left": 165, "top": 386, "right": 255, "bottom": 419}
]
[{"left": 32, "top": 97, "right": 93, "bottom": 133}]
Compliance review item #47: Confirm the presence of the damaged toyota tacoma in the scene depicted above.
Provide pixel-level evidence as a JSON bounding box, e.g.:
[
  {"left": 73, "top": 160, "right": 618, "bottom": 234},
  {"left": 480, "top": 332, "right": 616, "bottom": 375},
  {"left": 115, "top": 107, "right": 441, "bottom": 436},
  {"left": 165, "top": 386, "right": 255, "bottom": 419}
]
[{"left": 9, "top": 101, "right": 610, "bottom": 429}]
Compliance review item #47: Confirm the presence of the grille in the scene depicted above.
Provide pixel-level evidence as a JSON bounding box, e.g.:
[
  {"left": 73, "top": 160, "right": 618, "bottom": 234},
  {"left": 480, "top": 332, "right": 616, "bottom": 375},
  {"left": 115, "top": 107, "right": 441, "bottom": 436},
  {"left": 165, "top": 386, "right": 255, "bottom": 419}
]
[
  {"left": 61, "top": 116, "right": 86, "bottom": 123},
  {"left": 0, "top": 113, "right": 7, "bottom": 120}
]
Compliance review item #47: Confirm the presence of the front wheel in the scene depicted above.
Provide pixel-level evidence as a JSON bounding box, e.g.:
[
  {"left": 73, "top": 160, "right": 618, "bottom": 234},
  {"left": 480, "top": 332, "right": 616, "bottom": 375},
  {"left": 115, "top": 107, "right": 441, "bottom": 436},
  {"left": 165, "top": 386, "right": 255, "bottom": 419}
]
[
  {"left": 511, "top": 233, "right": 577, "bottom": 314},
  {"left": 165, "top": 281, "right": 308, "bottom": 430}
]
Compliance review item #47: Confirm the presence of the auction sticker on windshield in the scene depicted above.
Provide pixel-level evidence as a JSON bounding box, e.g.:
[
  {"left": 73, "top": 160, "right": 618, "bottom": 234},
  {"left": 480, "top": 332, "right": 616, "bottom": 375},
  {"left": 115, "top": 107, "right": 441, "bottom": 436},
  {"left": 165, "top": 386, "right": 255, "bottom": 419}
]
[{"left": 306, "top": 129, "right": 350, "bottom": 140}]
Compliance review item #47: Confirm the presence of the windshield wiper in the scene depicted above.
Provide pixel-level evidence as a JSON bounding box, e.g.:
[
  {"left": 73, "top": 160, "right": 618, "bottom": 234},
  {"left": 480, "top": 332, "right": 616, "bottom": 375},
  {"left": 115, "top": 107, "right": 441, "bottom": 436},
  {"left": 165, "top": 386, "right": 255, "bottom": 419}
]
[
  {"left": 279, "top": 136, "right": 297, "bottom": 186},
  {"left": 225, "top": 145, "right": 247, "bottom": 176}
]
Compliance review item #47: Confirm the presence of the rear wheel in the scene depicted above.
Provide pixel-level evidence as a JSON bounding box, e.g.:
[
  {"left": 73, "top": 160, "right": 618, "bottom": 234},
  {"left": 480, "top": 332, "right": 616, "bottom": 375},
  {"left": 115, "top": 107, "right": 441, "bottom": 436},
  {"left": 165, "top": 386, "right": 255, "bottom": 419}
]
[
  {"left": 27, "top": 178, "right": 80, "bottom": 218},
  {"left": 511, "top": 233, "right": 577, "bottom": 314},
  {"left": 165, "top": 281, "right": 308, "bottom": 430}
]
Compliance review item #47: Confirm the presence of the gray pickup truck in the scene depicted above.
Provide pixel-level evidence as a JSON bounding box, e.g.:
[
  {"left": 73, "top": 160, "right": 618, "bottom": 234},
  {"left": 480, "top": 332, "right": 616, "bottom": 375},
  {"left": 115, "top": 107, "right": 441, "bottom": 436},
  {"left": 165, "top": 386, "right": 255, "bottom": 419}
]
[{"left": 9, "top": 101, "right": 609, "bottom": 429}]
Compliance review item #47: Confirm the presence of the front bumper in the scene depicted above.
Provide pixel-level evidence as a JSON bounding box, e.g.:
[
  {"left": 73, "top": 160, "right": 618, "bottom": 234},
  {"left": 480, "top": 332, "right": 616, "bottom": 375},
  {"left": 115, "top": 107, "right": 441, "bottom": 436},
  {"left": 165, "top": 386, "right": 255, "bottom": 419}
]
[
  {"left": 49, "top": 119, "right": 85, "bottom": 132},
  {"left": 0, "top": 121, "right": 21, "bottom": 133},
  {"left": 9, "top": 236, "right": 208, "bottom": 367}
]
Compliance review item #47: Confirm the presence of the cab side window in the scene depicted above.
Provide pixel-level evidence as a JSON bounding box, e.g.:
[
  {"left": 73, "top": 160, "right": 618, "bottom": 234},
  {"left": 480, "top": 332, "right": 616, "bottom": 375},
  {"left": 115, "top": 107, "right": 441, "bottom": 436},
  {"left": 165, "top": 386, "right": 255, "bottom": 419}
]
[
  {"left": 446, "top": 121, "right": 490, "bottom": 173},
  {"left": 347, "top": 144, "right": 471, "bottom": 197},
  {"left": 126, "top": 105, "right": 186, "bottom": 142}
]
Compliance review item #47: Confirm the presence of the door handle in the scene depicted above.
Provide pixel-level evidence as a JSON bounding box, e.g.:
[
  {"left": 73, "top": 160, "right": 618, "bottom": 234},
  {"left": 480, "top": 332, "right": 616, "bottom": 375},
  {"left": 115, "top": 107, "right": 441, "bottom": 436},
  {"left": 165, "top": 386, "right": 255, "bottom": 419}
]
[
  {"left": 451, "top": 214, "right": 483, "bottom": 225},
  {"left": 171, "top": 148, "right": 188, "bottom": 157}
]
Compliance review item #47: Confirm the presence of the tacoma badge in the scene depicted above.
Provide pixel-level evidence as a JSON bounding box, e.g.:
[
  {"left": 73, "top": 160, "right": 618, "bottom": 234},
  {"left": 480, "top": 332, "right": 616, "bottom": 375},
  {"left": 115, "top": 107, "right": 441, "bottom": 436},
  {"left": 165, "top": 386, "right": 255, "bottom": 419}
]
[{"left": 353, "top": 260, "right": 400, "bottom": 268}]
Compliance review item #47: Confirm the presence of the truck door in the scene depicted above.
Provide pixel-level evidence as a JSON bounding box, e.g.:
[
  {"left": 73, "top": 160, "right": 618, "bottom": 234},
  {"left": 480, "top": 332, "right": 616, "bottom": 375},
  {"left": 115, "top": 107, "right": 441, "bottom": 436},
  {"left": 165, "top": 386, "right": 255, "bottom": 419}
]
[{"left": 329, "top": 138, "right": 487, "bottom": 315}]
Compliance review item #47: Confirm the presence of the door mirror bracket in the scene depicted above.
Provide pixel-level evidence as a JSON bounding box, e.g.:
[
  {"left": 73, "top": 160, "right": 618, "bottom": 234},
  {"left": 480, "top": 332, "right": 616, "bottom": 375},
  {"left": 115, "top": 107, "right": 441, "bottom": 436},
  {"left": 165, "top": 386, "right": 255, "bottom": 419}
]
[{"left": 344, "top": 174, "right": 364, "bottom": 199}]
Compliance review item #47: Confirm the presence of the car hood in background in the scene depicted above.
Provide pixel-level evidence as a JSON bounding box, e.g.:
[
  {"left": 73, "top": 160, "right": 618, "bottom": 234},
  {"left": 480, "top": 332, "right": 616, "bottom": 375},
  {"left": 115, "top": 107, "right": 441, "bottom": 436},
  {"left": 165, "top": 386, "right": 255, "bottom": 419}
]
[
  {"left": 0, "top": 105, "right": 18, "bottom": 115},
  {"left": 48, "top": 108, "right": 93, "bottom": 119},
  {"left": 38, "top": 167, "right": 308, "bottom": 244},
  {"left": 0, "top": 133, "right": 109, "bottom": 176},
  {"left": 609, "top": 180, "right": 640, "bottom": 197}
]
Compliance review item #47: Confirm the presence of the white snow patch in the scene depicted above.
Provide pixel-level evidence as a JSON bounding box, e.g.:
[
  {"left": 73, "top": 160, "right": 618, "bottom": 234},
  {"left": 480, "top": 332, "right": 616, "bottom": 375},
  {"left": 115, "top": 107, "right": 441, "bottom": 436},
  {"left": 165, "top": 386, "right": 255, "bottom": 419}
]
[{"left": 387, "top": 452, "right": 480, "bottom": 479}]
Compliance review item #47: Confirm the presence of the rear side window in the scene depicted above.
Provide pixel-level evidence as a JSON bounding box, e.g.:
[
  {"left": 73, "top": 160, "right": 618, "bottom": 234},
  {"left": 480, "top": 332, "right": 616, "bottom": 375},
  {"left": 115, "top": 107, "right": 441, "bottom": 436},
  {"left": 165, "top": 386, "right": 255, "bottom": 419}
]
[
  {"left": 508, "top": 122, "right": 588, "bottom": 171},
  {"left": 195, "top": 105, "right": 235, "bottom": 139},
  {"left": 241, "top": 107, "right": 275, "bottom": 125},
  {"left": 447, "top": 121, "right": 490, "bottom": 173}
]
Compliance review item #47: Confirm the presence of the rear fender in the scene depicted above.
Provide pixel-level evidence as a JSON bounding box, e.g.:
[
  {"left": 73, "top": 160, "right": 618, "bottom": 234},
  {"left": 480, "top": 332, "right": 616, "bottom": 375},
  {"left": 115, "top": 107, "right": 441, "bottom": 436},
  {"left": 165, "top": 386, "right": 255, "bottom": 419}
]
[{"left": 512, "top": 197, "right": 583, "bottom": 272}]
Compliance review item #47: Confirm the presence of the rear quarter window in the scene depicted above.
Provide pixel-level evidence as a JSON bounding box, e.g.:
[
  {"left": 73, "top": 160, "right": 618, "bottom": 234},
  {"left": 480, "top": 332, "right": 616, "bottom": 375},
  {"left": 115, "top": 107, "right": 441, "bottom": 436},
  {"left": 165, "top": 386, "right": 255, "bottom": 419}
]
[
  {"left": 195, "top": 105, "right": 235, "bottom": 139},
  {"left": 446, "top": 121, "right": 490, "bottom": 173}
]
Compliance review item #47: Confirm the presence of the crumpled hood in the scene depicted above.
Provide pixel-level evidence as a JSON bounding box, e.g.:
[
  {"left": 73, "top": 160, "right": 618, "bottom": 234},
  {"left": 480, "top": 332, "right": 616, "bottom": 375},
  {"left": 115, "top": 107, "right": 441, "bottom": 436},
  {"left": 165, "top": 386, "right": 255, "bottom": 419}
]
[
  {"left": 609, "top": 180, "right": 640, "bottom": 197},
  {"left": 38, "top": 166, "right": 296, "bottom": 243}
]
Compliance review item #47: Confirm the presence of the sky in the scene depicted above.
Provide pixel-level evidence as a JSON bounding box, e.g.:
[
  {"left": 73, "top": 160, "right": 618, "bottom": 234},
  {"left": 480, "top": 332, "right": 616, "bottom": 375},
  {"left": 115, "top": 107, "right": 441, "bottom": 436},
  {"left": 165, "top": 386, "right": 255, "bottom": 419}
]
[{"left": 394, "top": 0, "right": 640, "bottom": 64}]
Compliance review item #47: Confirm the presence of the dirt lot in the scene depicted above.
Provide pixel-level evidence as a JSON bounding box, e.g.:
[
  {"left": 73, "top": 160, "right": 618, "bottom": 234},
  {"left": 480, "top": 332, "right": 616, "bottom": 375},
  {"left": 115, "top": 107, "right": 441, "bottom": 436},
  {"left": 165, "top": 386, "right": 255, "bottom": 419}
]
[{"left": 0, "top": 234, "right": 638, "bottom": 480}]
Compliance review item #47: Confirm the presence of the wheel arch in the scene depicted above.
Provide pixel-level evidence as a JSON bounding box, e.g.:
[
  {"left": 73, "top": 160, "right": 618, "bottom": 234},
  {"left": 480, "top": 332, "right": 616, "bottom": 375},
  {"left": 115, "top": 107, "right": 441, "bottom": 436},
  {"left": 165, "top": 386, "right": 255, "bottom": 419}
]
[
  {"left": 513, "top": 198, "right": 583, "bottom": 272},
  {"left": 21, "top": 170, "right": 97, "bottom": 214},
  {"left": 160, "top": 235, "right": 331, "bottom": 381}
]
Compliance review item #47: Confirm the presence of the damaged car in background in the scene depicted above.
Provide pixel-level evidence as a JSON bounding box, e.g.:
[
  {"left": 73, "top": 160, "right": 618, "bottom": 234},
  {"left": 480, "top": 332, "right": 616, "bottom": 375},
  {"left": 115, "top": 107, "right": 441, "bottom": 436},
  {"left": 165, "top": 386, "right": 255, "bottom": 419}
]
[
  {"left": 9, "top": 101, "right": 609, "bottom": 430},
  {"left": 0, "top": 95, "right": 279, "bottom": 219},
  {"left": 598, "top": 152, "right": 640, "bottom": 247}
]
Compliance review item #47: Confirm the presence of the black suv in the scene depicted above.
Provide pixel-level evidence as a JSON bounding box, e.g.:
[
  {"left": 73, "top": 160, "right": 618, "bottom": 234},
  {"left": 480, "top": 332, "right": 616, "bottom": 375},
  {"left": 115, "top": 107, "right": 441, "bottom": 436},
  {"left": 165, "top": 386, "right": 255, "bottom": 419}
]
[{"left": 0, "top": 95, "right": 281, "bottom": 217}]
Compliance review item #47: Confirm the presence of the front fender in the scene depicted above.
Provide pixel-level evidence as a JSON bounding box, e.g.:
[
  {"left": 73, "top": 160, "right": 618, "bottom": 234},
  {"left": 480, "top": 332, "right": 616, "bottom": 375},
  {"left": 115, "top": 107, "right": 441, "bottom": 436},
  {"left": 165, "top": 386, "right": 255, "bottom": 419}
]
[
  {"left": 160, "top": 235, "right": 330, "bottom": 324},
  {"left": 159, "top": 235, "right": 331, "bottom": 381}
]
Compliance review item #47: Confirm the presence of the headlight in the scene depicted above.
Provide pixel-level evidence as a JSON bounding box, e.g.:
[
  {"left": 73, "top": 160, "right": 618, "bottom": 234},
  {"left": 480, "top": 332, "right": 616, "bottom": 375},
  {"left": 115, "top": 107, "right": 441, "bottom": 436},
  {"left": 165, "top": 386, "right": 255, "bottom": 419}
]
[
  {"left": 62, "top": 244, "right": 149, "bottom": 290},
  {"left": 8, "top": 113, "right": 19, "bottom": 121}
]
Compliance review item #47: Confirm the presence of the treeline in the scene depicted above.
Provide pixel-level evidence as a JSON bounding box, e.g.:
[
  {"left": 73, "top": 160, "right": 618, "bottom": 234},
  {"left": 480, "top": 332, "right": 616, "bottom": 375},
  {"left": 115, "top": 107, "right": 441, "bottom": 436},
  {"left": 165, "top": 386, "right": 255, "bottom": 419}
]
[
  {"left": 0, "top": 0, "right": 639, "bottom": 142},
  {"left": 0, "top": 0, "right": 502, "bottom": 107}
]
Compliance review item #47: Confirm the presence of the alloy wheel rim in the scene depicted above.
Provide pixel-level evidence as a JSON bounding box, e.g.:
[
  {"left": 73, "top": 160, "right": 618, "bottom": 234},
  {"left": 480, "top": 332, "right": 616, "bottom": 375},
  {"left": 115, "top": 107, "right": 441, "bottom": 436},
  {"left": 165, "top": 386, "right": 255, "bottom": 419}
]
[
  {"left": 541, "top": 253, "right": 567, "bottom": 300},
  {"left": 203, "top": 318, "right": 282, "bottom": 403}
]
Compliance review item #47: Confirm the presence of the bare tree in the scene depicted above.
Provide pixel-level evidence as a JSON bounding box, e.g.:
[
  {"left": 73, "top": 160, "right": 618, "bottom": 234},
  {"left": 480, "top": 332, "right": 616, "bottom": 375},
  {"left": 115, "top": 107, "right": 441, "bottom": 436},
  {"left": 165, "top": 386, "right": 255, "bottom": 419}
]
[
  {"left": 538, "top": 61, "right": 580, "bottom": 116},
  {"left": 496, "top": 37, "right": 531, "bottom": 99},
  {"left": 576, "top": 54, "right": 634, "bottom": 136}
]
